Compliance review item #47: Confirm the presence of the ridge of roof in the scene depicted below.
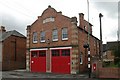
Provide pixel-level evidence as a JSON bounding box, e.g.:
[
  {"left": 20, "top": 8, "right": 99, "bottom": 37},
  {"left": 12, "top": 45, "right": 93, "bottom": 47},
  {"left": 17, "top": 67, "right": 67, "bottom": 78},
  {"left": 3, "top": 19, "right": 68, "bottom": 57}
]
[{"left": 0, "top": 30, "right": 26, "bottom": 41}]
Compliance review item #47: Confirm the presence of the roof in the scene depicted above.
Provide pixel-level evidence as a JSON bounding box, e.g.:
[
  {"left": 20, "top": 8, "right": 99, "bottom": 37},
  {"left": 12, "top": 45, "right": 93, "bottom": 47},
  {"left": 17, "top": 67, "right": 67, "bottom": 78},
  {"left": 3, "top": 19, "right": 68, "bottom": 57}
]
[
  {"left": 103, "top": 41, "right": 120, "bottom": 52},
  {"left": 77, "top": 27, "right": 100, "bottom": 41},
  {"left": 0, "top": 30, "right": 26, "bottom": 41}
]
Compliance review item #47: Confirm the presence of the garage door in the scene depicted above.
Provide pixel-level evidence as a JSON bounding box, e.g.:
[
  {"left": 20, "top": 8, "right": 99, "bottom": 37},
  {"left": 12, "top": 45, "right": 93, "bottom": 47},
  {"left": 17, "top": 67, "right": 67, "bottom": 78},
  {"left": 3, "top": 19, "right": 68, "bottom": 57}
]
[
  {"left": 51, "top": 49, "right": 70, "bottom": 74},
  {"left": 31, "top": 50, "right": 46, "bottom": 72}
]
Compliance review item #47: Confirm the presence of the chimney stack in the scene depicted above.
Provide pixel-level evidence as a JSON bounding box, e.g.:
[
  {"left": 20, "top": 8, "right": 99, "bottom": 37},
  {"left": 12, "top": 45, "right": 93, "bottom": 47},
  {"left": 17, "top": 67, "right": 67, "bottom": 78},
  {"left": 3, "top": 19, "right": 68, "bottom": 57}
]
[
  {"left": 79, "top": 13, "right": 84, "bottom": 29},
  {"left": 0, "top": 26, "right": 6, "bottom": 33},
  {"left": 71, "top": 17, "right": 78, "bottom": 26}
]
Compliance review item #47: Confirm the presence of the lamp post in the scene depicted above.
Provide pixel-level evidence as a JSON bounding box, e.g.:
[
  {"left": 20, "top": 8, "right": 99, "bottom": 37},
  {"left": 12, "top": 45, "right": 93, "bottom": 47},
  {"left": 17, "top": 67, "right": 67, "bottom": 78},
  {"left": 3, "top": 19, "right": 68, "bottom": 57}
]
[{"left": 99, "top": 13, "right": 103, "bottom": 60}]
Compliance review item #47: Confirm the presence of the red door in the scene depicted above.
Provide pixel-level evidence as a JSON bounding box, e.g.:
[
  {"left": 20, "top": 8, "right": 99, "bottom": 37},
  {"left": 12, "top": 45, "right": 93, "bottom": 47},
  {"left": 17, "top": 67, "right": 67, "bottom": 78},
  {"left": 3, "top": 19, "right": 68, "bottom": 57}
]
[
  {"left": 38, "top": 50, "right": 46, "bottom": 72},
  {"left": 31, "top": 50, "right": 46, "bottom": 72},
  {"left": 31, "top": 51, "right": 40, "bottom": 72},
  {"left": 51, "top": 49, "right": 70, "bottom": 74},
  {"left": 60, "top": 49, "right": 70, "bottom": 73}
]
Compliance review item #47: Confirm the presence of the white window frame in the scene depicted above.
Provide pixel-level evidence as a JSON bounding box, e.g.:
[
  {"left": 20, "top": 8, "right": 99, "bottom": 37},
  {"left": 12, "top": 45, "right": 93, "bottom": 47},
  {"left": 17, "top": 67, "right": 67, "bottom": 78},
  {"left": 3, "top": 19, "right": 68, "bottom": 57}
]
[
  {"left": 33, "top": 32, "right": 38, "bottom": 43},
  {"left": 40, "top": 31, "right": 45, "bottom": 42},
  {"left": 62, "top": 28, "right": 68, "bottom": 40},
  {"left": 52, "top": 29, "right": 58, "bottom": 41}
]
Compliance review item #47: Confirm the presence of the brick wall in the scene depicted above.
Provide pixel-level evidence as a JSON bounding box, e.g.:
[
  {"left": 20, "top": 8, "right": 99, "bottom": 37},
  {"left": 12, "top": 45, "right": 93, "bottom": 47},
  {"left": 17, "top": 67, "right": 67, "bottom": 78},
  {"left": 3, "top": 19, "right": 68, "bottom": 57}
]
[
  {"left": 78, "top": 15, "right": 100, "bottom": 72},
  {"left": 98, "top": 68, "right": 120, "bottom": 78},
  {"left": 29, "top": 10, "right": 72, "bottom": 48},
  {"left": 2, "top": 35, "right": 26, "bottom": 70},
  {"left": 26, "top": 6, "right": 100, "bottom": 74}
]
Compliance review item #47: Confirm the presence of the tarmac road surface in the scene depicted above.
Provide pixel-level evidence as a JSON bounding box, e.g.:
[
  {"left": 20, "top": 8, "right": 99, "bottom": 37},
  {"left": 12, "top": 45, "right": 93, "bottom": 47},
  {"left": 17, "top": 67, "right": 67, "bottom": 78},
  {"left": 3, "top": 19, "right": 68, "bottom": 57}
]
[{"left": 1, "top": 70, "right": 98, "bottom": 80}]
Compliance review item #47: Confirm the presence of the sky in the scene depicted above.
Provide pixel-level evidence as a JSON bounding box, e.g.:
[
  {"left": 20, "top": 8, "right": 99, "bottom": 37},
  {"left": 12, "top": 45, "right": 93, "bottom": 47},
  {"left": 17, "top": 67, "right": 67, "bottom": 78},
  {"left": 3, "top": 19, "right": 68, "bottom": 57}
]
[{"left": 0, "top": 0, "right": 119, "bottom": 44}]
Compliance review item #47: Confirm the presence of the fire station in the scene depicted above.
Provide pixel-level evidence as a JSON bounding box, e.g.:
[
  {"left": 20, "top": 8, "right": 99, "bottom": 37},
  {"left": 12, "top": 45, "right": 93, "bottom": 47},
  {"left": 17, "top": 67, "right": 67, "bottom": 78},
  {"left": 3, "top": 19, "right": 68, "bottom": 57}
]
[{"left": 26, "top": 5, "right": 100, "bottom": 74}]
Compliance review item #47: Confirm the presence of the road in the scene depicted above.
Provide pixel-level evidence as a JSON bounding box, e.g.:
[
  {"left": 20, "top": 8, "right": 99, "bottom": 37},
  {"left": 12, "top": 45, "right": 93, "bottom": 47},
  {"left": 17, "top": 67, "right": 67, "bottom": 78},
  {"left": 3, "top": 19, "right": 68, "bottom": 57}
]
[{"left": 1, "top": 70, "right": 99, "bottom": 80}]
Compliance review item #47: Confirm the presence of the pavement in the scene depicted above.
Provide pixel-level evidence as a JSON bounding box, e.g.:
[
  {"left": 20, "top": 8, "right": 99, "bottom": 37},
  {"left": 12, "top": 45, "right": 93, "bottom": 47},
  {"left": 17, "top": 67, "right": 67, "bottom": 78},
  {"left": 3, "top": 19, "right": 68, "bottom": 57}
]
[{"left": 1, "top": 69, "right": 99, "bottom": 80}]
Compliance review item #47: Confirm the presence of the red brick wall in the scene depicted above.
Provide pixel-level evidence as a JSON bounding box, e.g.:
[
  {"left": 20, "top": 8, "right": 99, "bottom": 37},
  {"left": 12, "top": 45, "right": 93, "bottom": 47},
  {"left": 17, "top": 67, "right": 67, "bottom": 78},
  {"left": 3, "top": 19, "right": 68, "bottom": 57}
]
[
  {"left": 27, "top": 6, "right": 100, "bottom": 73},
  {"left": 78, "top": 22, "right": 100, "bottom": 72},
  {"left": 98, "top": 68, "right": 120, "bottom": 78},
  {"left": 29, "top": 8, "right": 73, "bottom": 48},
  {"left": 2, "top": 35, "right": 26, "bottom": 70},
  {"left": 79, "top": 13, "right": 92, "bottom": 34}
]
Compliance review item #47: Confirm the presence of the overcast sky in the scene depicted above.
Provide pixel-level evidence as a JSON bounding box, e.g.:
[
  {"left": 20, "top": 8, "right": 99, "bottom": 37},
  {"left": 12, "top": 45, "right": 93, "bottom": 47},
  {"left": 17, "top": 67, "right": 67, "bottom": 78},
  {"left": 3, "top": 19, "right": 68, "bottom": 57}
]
[{"left": 0, "top": 0, "right": 119, "bottom": 44}]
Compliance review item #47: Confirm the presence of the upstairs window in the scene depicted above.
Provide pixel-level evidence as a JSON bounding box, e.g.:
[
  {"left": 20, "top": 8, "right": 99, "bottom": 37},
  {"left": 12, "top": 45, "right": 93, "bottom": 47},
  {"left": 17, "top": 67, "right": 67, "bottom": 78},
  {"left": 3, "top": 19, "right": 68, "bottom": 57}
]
[
  {"left": 33, "top": 32, "right": 38, "bottom": 43},
  {"left": 62, "top": 28, "right": 68, "bottom": 40},
  {"left": 40, "top": 31, "right": 45, "bottom": 42},
  {"left": 52, "top": 29, "right": 58, "bottom": 41}
]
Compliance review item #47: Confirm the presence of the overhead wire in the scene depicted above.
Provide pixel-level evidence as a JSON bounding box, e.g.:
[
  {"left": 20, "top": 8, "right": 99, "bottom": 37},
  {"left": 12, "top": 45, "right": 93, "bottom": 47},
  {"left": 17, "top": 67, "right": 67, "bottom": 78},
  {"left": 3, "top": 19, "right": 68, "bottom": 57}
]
[
  {"left": 0, "top": 0, "right": 95, "bottom": 39},
  {"left": 0, "top": 0, "right": 35, "bottom": 20}
]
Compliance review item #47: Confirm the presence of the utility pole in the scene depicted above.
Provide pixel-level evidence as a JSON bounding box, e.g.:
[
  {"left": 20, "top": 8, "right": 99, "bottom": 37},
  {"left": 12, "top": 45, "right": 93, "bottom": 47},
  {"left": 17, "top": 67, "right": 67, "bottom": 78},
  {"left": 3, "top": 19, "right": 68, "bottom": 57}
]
[
  {"left": 83, "top": 0, "right": 91, "bottom": 78},
  {"left": 87, "top": 0, "right": 91, "bottom": 78},
  {"left": 117, "top": 28, "right": 119, "bottom": 41},
  {"left": 99, "top": 13, "right": 103, "bottom": 60}
]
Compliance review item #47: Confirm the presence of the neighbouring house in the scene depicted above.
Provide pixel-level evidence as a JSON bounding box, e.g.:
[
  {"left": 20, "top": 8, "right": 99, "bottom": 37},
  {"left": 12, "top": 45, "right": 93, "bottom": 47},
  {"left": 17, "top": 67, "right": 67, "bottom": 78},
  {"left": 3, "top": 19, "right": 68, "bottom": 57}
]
[
  {"left": 103, "top": 41, "right": 120, "bottom": 62},
  {"left": 0, "top": 26, "right": 26, "bottom": 70},
  {"left": 26, "top": 6, "right": 100, "bottom": 74}
]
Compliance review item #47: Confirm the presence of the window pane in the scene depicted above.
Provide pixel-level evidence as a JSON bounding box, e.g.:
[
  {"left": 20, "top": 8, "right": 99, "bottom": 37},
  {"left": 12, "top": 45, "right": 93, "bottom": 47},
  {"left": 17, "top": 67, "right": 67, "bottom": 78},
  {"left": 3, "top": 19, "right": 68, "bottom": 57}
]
[
  {"left": 33, "top": 32, "right": 37, "bottom": 43},
  {"left": 52, "top": 50, "right": 59, "bottom": 56},
  {"left": 31, "top": 51, "right": 38, "bottom": 57},
  {"left": 62, "top": 28, "right": 68, "bottom": 39},
  {"left": 40, "top": 31, "right": 45, "bottom": 42},
  {"left": 63, "top": 34, "right": 68, "bottom": 38},
  {"left": 52, "top": 29, "right": 58, "bottom": 40},
  {"left": 39, "top": 51, "right": 46, "bottom": 57},
  {"left": 61, "top": 49, "right": 70, "bottom": 56}
]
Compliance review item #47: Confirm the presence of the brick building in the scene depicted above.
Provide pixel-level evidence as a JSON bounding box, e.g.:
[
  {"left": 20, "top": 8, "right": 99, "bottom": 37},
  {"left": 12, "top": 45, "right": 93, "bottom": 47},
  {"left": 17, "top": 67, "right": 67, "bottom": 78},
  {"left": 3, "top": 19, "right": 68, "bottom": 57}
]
[
  {"left": 103, "top": 41, "right": 120, "bottom": 62},
  {"left": 0, "top": 26, "right": 26, "bottom": 70},
  {"left": 26, "top": 6, "right": 100, "bottom": 74}
]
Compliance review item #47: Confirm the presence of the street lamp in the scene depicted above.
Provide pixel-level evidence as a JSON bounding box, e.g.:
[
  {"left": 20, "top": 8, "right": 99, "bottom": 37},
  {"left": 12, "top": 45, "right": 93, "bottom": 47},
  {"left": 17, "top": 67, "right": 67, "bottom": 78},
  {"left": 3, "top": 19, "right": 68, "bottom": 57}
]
[{"left": 99, "top": 13, "right": 103, "bottom": 60}]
